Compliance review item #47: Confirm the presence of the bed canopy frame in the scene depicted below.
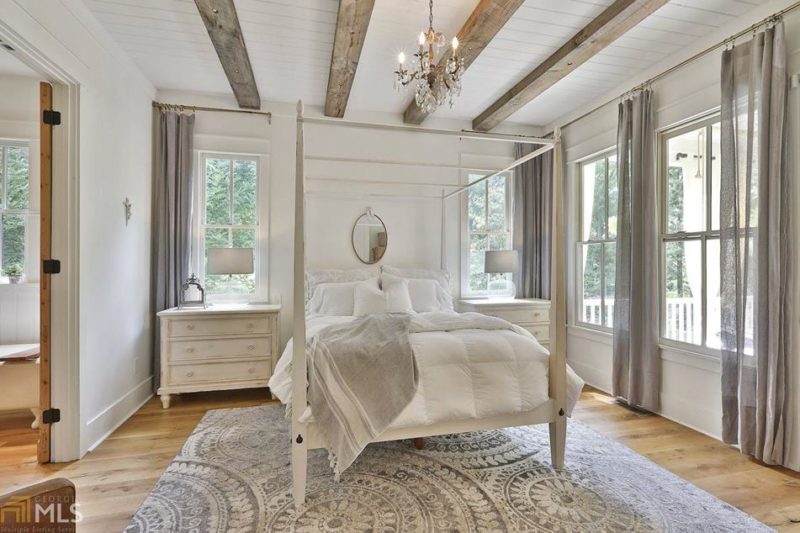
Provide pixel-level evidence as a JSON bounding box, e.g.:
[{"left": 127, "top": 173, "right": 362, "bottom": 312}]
[{"left": 291, "top": 100, "right": 567, "bottom": 506}]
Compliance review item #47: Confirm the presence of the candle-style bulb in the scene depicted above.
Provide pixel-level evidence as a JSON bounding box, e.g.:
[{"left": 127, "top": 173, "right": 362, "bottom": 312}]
[
  {"left": 419, "top": 32, "right": 426, "bottom": 46},
  {"left": 398, "top": 52, "right": 406, "bottom": 65},
  {"left": 452, "top": 36, "right": 459, "bottom": 50}
]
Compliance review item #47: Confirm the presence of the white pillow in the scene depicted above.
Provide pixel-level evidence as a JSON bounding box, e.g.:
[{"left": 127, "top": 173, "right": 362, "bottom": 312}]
[
  {"left": 382, "top": 266, "right": 454, "bottom": 311},
  {"left": 381, "top": 274, "right": 414, "bottom": 314},
  {"left": 306, "top": 268, "right": 378, "bottom": 304},
  {"left": 308, "top": 281, "right": 359, "bottom": 316},
  {"left": 354, "top": 278, "right": 385, "bottom": 316},
  {"left": 405, "top": 278, "right": 441, "bottom": 312}
]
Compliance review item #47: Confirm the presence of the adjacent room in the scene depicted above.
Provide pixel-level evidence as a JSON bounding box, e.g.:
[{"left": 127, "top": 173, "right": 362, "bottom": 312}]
[{"left": 0, "top": 0, "right": 799, "bottom": 531}]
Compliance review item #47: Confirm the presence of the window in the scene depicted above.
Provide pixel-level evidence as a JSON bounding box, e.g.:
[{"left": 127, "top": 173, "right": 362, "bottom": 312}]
[
  {"left": 464, "top": 171, "right": 513, "bottom": 296},
  {"left": 577, "top": 152, "right": 617, "bottom": 329},
  {"left": 0, "top": 142, "right": 31, "bottom": 282},
  {"left": 196, "top": 153, "right": 262, "bottom": 300},
  {"left": 660, "top": 117, "right": 723, "bottom": 350}
]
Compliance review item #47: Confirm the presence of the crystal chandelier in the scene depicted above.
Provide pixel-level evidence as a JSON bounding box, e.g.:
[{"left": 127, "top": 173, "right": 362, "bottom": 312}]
[{"left": 394, "top": 0, "right": 465, "bottom": 113}]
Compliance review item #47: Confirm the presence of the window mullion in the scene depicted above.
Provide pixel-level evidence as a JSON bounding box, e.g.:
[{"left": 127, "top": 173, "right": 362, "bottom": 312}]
[
  {"left": 701, "top": 233, "right": 708, "bottom": 347},
  {"left": 1, "top": 146, "right": 6, "bottom": 210},
  {"left": 228, "top": 159, "right": 234, "bottom": 225}
]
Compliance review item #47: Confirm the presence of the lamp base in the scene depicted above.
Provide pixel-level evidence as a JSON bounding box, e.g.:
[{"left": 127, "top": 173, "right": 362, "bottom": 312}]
[{"left": 507, "top": 280, "right": 516, "bottom": 298}]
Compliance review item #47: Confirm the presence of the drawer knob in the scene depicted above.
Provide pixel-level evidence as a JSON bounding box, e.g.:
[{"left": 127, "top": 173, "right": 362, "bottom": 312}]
[
  {"left": 186, "top": 347, "right": 195, "bottom": 353},
  {"left": 248, "top": 345, "right": 255, "bottom": 351},
  {"left": 247, "top": 323, "right": 255, "bottom": 329},
  {"left": 248, "top": 367, "right": 255, "bottom": 374},
  {"left": 534, "top": 313, "right": 540, "bottom": 318},
  {"left": 186, "top": 371, "right": 194, "bottom": 377},
  {"left": 186, "top": 324, "right": 195, "bottom": 331}
]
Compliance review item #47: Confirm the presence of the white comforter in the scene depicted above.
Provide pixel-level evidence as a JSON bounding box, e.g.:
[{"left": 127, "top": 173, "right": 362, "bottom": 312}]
[{"left": 269, "top": 312, "right": 584, "bottom": 430}]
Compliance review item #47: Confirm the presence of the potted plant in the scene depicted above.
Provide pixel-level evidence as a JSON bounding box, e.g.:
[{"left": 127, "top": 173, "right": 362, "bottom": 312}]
[{"left": 3, "top": 264, "right": 23, "bottom": 284}]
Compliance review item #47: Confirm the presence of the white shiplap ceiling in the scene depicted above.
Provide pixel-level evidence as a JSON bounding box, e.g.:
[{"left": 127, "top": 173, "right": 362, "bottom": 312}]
[{"left": 84, "top": 0, "right": 762, "bottom": 127}]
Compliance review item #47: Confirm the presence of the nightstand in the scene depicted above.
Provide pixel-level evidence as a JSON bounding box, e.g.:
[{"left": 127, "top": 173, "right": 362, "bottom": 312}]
[
  {"left": 458, "top": 298, "right": 551, "bottom": 349},
  {"left": 156, "top": 304, "right": 281, "bottom": 408}
]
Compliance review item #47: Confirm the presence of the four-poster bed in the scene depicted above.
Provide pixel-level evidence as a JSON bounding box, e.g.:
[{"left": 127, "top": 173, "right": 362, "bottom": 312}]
[{"left": 288, "top": 100, "right": 568, "bottom": 506}]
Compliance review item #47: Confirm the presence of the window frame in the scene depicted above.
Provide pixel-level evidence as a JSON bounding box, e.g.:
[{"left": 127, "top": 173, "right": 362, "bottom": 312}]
[
  {"left": 0, "top": 139, "right": 35, "bottom": 284},
  {"left": 460, "top": 169, "right": 514, "bottom": 298},
  {"left": 575, "top": 149, "right": 617, "bottom": 332},
  {"left": 193, "top": 151, "right": 267, "bottom": 303},
  {"left": 658, "top": 114, "right": 721, "bottom": 356}
]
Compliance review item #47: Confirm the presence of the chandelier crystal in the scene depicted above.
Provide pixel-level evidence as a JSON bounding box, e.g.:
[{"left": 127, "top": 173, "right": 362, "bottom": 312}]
[{"left": 394, "top": 0, "right": 465, "bottom": 113}]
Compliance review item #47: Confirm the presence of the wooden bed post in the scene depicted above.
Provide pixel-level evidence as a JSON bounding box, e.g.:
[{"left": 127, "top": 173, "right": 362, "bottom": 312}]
[
  {"left": 548, "top": 127, "right": 567, "bottom": 468},
  {"left": 292, "top": 100, "right": 309, "bottom": 507}
]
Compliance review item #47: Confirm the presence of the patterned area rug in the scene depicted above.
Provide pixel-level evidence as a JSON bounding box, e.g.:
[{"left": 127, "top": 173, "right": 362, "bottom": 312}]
[{"left": 127, "top": 405, "right": 769, "bottom": 532}]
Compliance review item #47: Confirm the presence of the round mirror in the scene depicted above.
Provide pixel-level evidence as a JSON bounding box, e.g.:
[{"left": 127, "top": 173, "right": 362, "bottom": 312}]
[{"left": 352, "top": 209, "right": 388, "bottom": 264}]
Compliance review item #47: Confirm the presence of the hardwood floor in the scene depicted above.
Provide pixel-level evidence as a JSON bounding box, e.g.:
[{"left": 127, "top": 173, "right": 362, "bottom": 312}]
[
  {"left": 1, "top": 387, "right": 798, "bottom": 531},
  {"left": 574, "top": 387, "right": 800, "bottom": 531}
]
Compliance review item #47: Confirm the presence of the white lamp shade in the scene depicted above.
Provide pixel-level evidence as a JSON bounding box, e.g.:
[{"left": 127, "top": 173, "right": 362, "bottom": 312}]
[
  {"left": 484, "top": 250, "right": 519, "bottom": 274},
  {"left": 207, "top": 248, "right": 254, "bottom": 275}
]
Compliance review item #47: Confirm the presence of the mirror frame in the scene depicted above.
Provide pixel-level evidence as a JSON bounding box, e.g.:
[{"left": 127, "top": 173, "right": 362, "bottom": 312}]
[{"left": 351, "top": 209, "right": 388, "bottom": 265}]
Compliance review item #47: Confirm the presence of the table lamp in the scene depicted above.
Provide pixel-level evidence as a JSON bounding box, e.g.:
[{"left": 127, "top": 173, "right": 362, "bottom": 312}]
[{"left": 484, "top": 250, "right": 518, "bottom": 298}]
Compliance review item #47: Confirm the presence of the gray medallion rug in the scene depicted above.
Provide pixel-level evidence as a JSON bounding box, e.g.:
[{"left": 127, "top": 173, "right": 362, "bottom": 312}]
[{"left": 126, "top": 405, "right": 770, "bottom": 532}]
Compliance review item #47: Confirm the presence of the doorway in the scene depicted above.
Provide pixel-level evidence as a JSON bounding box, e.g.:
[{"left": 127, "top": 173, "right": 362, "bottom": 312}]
[{"left": 0, "top": 29, "right": 80, "bottom": 465}]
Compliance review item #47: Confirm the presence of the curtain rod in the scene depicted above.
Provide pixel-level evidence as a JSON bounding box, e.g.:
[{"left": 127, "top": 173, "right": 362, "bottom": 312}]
[
  {"left": 152, "top": 101, "right": 272, "bottom": 124},
  {"left": 556, "top": 1, "right": 800, "bottom": 132}
]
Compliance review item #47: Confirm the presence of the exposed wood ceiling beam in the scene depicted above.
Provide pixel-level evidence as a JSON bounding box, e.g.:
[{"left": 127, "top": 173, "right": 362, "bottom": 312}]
[
  {"left": 195, "top": 0, "right": 261, "bottom": 109},
  {"left": 472, "top": 0, "right": 669, "bottom": 131},
  {"left": 325, "top": 0, "right": 376, "bottom": 118},
  {"left": 403, "top": 0, "right": 524, "bottom": 125}
]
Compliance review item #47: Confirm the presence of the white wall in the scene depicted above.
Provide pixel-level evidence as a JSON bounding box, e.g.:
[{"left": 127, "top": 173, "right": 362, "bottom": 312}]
[
  {"left": 0, "top": 74, "right": 40, "bottom": 345},
  {"left": 1, "top": 0, "right": 156, "bottom": 456},
  {"left": 156, "top": 90, "right": 543, "bottom": 349},
  {"left": 558, "top": 2, "right": 800, "bottom": 469}
]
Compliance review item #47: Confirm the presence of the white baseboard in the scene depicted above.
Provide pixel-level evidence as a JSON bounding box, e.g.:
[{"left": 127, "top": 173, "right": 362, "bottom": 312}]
[
  {"left": 577, "top": 372, "right": 722, "bottom": 441},
  {"left": 83, "top": 376, "right": 153, "bottom": 454}
]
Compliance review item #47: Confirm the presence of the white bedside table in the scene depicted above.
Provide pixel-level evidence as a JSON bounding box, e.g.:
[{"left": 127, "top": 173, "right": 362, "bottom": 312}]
[
  {"left": 458, "top": 298, "right": 551, "bottom": 349},
  {"left": 156, "top": 304, "right": 281, "bottom": 408}
]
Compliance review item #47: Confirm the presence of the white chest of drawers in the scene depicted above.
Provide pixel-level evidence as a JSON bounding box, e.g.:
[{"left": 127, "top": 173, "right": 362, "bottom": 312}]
[
  {"left": 458, "top": 298, "right": 551, "bottom": 349},
  {"left": 156, "top": 304, "right": 281, "bottom": 408}
]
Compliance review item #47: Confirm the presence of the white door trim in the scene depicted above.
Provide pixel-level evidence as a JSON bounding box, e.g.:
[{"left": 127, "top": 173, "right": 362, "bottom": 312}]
[{"left": 0, "top": 21, "right": 81, "bottom": 461}]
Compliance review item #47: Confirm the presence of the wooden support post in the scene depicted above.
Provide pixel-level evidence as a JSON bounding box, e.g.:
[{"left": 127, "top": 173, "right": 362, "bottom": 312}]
[
  {"left": 548, "top": 128, "right": 567, "bottom": 468},
  {"left": 292, "top": 101, "right": 308, "bottom": 507},
  {"left": 38, "top": 82, "right": 53, "bottom": 464}
]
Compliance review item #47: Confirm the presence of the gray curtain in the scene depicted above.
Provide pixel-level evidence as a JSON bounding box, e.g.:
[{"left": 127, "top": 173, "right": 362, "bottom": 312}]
[
  {"left": 612, "top": 89, "right": 660, "bottom": 412},
  {"left": 720, "top": 22, "right": 790, "bottom": 466},
  {"left": 513, "top": 143, "right": 552, "bottom": 299},
  {"left": 152, "top": 110, "right": 195, "bottom": 388}
]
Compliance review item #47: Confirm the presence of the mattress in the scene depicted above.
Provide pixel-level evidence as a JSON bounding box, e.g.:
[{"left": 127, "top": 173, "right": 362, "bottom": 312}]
[{"left": 269, "top": 312, "right": 583, "bottom": 430}]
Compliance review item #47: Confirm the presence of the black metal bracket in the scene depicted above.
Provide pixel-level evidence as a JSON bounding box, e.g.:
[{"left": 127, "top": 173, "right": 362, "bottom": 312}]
[
  {"left": 43, "top": 408, "right": 61, "bottom": 424},
  {"left": 43, "top": 110, "right": 61, "bottom": 126},
  {"left": 559, "top": 408, "right": 565, "bottom": 417},
  {"left": 43, "top": 259, "right": 61, "bottom": 274},
  {"left": 296, "top": 434, "right": 303, "bottom": 444}
]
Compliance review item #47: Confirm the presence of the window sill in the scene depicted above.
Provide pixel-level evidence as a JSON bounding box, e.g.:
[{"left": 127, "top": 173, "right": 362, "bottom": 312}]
[
  {"left": 568, "top": 325, "right": 722, "bottom": 370},
  {"left": 0, "top": 280, "right": 39, "bottom": 287},
  {"left": 567, "top": 324, "right": 613, "bottom": 345},
  {"left": 659, "top": 339, "right": 720, "bottom": 360}
]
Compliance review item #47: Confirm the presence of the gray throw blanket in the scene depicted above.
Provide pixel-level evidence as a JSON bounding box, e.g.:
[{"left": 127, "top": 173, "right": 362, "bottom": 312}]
[{"left": 307, "top": 314, "right": 418, "bottom": 477}]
